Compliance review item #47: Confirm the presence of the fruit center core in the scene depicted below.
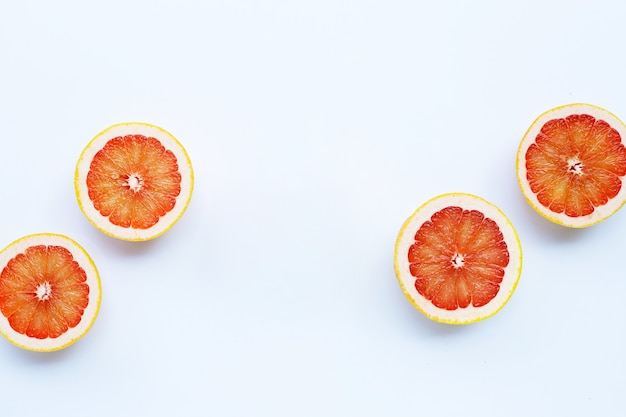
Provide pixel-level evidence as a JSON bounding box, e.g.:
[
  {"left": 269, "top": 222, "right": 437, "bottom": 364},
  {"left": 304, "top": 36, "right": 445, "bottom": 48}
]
[
  {"left": 35, "top": 281, "right": 52, "bottom": 301},
  {"left": 125, "top": 173, "right": 143, "bottom": 192},
  {"left": 451, "top": 253, "right": 465, "bottom": 268},
  {"left": 567, "top": 157, "right": 583, "bottom": 175}
]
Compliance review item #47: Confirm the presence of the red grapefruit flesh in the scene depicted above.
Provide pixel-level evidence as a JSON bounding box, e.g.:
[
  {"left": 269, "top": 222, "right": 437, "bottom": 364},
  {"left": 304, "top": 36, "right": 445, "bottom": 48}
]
[
  {"left": 517, "top": 103, "right": 626, "bottom": 227},
  {"left": 394, "top": 193, "right": 522, "bottom": 324},
  {"left": 0, "top": 234, "right": 101, "bottom": 351},
  {"left": 75, "top": 123, "right": 194, "bottom": 241}
]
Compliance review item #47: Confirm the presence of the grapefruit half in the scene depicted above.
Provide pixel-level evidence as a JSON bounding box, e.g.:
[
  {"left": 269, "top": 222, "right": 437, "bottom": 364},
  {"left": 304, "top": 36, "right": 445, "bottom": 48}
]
[
  {"left": 75, "top": 122, "right": 194, "bottom": 241},
  {"left": 517, "top": 103, "right": 626, "bottom": 228},
  {"left": 0, "top": 234, "right": 101, "bottom": 352},
  {"left": 394, "top": 193, "right": 522, "bottom": 324}
]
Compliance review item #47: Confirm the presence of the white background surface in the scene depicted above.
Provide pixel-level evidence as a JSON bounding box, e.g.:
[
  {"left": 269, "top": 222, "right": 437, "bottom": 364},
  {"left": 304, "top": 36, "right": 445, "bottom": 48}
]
[{"left": 1, "top": 1, "right": 625, "bottom": 415}]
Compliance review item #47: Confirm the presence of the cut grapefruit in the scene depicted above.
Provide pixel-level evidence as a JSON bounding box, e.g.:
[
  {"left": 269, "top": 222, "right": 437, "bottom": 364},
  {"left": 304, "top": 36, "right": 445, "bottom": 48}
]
[
  {"left": 394, "top": 193, "right": 522, "bottom": 324},
  {"left": 0, "top": 234, "right": 101, "bottom": 352},
  {"left": 517, "top": 103, "right": 626, "bottom": 227},
  {"left": 75, "top": 122, "right": 194, "bottom": 241}
]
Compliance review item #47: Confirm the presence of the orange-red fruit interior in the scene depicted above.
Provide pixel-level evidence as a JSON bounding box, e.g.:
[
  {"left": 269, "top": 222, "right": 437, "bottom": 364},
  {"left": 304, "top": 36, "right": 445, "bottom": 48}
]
[
  {"left": 0, "top": 245, "right": 89, "bottom": 339},
  {"left": 525, "top": 114, "right": 626, "bottom": 217},
  {"left": 86, "top": 134, "right": 182, "bottom": 229},
  {"left": 408, "top": 206, "right": 509, "bottom": 311}
]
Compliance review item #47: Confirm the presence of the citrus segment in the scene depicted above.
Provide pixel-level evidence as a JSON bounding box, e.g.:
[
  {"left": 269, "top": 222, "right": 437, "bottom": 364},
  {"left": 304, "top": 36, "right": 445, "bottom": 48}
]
[
  {"left": 517, "top": 103, "right": 626, "bottom": 227},
  {"left": 394, "top": 193, "right": 522, "bottom": 324},
  {"left": 0, "top": 234, "right": 101, "bottom": 352},
  {"left": 76, "top": 123, "right": 193, "bottom": 241}
]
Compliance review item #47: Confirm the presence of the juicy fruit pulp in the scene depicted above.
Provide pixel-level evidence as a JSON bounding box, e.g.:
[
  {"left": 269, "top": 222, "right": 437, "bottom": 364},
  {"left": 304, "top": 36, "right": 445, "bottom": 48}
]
[
  {"left": 0, "top": 245, "right": 88, "bottom": 339},
  {"left": 394, "top": 193, "right": 522, "bottom": 324},
  {"left": 409, "top": 206, "right": 509, "bottom": 311},
  {"left": 527, "top": 114, "right": 626, "bottom": 217},
  {"left": 0, "top": 234, "right": 101, "bottom": 351},
  {"left": 76, "top": 123, "right": 194, "bottom": 241},
  {"left": 517, "top": 104, "right": 626, "bottom": 227},
  {"left": 87, "top": 134, "right": 182, "bottom": 229}
]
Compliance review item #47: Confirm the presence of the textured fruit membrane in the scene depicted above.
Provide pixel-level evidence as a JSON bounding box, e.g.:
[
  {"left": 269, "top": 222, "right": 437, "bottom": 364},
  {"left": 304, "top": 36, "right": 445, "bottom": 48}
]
[
  {"left": 408, "top": 206, "right": 509, "bottom": 310},
  {"left": 87, "top": 135, "right": 182, "bottom": 229},
  {"left": 0, "top": 245, "right": 89, "bottom": 339},
  {"left": 526, "top": 114, "right": 626, "bottom": 217}
]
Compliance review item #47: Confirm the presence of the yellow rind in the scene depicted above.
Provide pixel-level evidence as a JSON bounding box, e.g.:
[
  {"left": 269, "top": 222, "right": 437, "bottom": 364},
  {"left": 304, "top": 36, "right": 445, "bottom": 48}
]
[
  {"left": 393, "top": 192, "right": 522, "bottom": 325},
  {"left": 0, "top": 233, "right": 102, "bottom": 352},
  {"left": 516, "top": 103, "right": 626, "bottom": 228},
  {"left": 74, "top": 122, "right": 194, "bottom": 241}
]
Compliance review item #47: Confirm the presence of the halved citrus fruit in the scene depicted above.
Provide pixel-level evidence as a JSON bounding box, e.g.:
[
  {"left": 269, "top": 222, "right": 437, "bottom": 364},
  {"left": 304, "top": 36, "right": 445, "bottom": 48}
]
[
  {"left": 517, "top": 103, "right": 626, "bottom": 228},
  {"left": 394, "top": 193, "right": 522, "bottom": 324},
  {"left": 0, "top": 234, "right": 101, "bottom": 352},
  {"left": 75, "top": 122, "right": 194, "bottom": 241}
]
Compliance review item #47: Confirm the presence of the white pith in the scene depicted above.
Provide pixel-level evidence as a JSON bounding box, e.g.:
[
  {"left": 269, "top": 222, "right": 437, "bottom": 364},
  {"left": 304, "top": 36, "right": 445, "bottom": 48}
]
[
  {"left": 35, "top": 282, "right": 52, "bottom": 301},
  {"left": 75, "top": 123, "right": 194, "bottom": 241},
  {"left": 567, "top": 157, "right": 583, "bottom": 175},
  {"left": 516, "top": 103, "right": 626, "bottom": 228},
  {"left": 0, "top": 234, "right": 101, "bottom": 352},
  {"left": 125, "top": 173, "right": 143, "bottom": 192},
  {"left": 394, "top": 193, "right": 522, "bottom": 324},
  {"left": 451, "top": 253, "right": 464, "bottom": 268}
]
